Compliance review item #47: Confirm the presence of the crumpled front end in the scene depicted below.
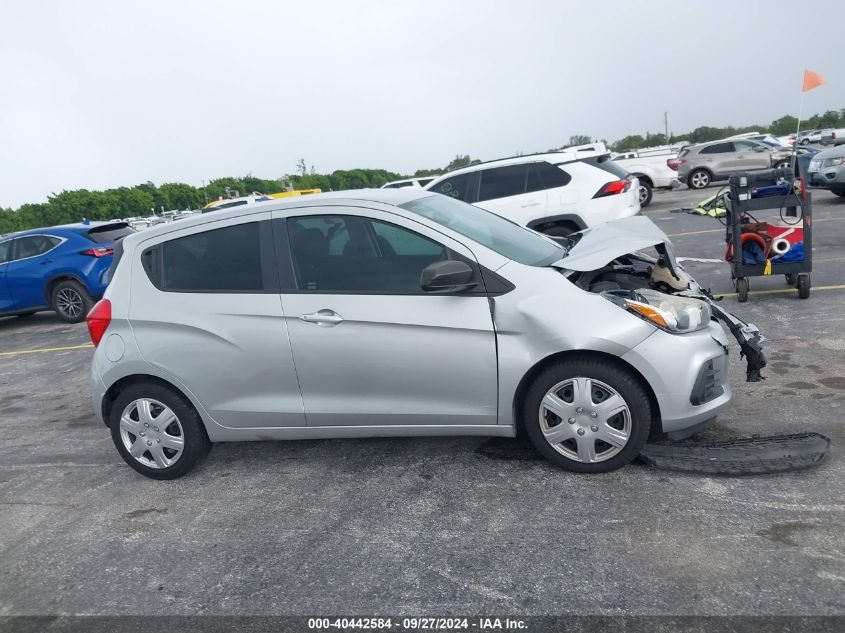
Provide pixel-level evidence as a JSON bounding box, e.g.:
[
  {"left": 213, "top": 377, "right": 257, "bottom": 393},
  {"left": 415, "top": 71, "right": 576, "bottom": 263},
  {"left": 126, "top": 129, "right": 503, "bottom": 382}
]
[{"left": 556, "top": 216, "right": 767, "bottom": 383}]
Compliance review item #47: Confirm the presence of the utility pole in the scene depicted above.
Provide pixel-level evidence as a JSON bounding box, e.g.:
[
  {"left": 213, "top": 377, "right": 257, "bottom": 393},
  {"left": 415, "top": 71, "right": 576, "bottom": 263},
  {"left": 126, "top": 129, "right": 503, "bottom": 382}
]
[{"left": 664, "top": 112, "right": 669, "bottom": 142}]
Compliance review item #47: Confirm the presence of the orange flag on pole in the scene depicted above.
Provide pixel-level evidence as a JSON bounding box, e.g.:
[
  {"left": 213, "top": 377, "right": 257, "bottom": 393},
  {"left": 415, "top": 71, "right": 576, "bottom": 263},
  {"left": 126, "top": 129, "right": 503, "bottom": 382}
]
[{"left": 802, "top": 69, "right": 826, "bottom": 92}]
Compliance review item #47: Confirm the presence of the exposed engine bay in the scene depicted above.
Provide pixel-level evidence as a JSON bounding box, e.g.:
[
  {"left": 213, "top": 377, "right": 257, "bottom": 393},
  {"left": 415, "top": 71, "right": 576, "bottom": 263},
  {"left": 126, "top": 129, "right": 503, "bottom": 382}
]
[{"left": 554, "top": 219, "right": 767, "bottom": 382}]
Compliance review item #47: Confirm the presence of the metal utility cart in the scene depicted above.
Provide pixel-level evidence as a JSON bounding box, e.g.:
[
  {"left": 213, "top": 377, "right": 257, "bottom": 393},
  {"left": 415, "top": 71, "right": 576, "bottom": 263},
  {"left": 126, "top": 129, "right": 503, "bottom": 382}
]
[{"left": 726, "top": 167, "right": 812, "bottom": 302}]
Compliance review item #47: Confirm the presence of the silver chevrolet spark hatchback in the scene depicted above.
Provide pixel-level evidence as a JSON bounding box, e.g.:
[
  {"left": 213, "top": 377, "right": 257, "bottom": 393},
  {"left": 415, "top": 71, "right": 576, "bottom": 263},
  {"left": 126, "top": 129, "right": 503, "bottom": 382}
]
[{"left": 89, "top": 189, "right": 766, "bottom": 479}]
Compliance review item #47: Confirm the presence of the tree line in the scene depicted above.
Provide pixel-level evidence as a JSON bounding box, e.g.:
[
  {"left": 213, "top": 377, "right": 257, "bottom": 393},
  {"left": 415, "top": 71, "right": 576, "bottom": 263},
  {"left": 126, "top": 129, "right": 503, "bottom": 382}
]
[
  {"left": 2, "top": 109, "right": 842, "bottom": 234},
  {"left": 602, "top": 109, "right": 845, "bottom": 152}
]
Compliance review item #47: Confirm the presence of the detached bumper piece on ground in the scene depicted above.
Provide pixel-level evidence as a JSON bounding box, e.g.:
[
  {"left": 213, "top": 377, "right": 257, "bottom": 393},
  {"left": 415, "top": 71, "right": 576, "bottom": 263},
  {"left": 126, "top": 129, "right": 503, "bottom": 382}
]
[{"left": 641, "top": 432, "right": 830, "bottom": 475}]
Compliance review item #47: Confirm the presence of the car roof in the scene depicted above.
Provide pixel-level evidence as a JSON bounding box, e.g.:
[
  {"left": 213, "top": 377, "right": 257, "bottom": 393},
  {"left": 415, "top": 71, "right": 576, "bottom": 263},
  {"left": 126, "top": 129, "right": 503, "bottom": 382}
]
[
  {"left": 122, "top": 188, "right": 435, "bottom": 243},
  {"left": 0, "top": 220, "right": 122, "bottom": 240},
  {"left": 425, "top": 150, "right": 607, "bottom": 183}
]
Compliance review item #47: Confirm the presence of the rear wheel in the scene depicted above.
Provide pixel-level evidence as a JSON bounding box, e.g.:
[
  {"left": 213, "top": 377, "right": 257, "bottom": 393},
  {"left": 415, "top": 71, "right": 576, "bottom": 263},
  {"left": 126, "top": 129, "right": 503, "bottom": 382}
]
[
  {"left": 50, "top": 280, "right": 93, "bottom": 323},
  {"left": 109, "top": 383, "right": 212, "bottom": 480},
  {"left": 522, "top": 356, "right": 651, "bottom": 473},
  {"left": 637, "top": 180, "right": 653, "bottom": 207},
  {"left": 688, "top": 169, "right": 711, "bottom": 189}
]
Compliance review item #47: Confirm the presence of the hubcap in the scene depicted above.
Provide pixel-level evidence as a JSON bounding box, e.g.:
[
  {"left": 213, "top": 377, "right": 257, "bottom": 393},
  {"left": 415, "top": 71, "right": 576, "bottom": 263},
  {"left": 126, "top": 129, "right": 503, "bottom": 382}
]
[
  {"left": 119, "top": 398, "right": 184, "bottom": 469},
  {"left": 638, "top": 185, "right": 648, "bottom": 204},
  {"left": 691, "top": 172, "right": 709, "bottom": 188},
  {"left": 538, "top": 377, "right": 631, "bottom": 463},
  {"left": 56, "top": 288, "right": 83, "bottom": 318}
]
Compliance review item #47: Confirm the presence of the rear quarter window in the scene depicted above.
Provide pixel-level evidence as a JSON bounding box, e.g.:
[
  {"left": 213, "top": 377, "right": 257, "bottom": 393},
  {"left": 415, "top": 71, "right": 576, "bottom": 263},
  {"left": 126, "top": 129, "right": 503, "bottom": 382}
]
[
  {"left": 145, "top": 221, "right": 275, "bottom": 293},
  {"left": 583, "top": 155, "right": 630, "bottom": 179}
]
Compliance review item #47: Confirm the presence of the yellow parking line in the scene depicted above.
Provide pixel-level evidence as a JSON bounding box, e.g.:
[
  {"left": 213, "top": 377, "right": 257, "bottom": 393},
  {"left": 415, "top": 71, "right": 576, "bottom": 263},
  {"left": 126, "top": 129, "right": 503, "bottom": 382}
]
[
  {"left": 715, "top": 283, "right": 845, "bottom": 299},
  {"left": 0, "top": 343, "right": 94, "bottom": 357}
]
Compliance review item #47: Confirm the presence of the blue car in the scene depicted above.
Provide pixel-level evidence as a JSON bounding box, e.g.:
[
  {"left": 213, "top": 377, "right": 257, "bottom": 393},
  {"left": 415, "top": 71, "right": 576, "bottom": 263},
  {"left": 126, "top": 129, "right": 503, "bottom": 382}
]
[{"left": 0, "top": 221, "right": 134, "bottom": 323}]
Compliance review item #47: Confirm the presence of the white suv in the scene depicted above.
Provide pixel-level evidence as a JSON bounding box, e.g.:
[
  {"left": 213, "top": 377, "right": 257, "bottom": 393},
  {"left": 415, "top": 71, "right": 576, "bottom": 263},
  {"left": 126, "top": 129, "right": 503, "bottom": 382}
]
[{"left": 423, "top": 150, "right": 640, "bottom": 238}]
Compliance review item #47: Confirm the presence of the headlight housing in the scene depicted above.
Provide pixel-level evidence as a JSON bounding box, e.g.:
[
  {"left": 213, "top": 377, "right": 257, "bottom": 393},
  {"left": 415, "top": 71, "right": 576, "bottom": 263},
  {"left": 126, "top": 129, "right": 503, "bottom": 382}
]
[
  {"left": 603, "top": 288, "right": 712, "bottom": 333},
  {"left": 822, "top": 156, "right": 845, "bottom": 168}
]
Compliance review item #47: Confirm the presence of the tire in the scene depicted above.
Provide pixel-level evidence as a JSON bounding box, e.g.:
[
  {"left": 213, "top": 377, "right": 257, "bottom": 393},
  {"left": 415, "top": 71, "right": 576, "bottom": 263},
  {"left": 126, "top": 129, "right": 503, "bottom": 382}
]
[
  {"left": 785, "top": 273, "right": 797, "bottom": 286},
  {"left": 797, "top": 273, "right": 810, "bottom": 299},
  {"left": 736, "top": 277, "right": 749, "bottom": 303},
  {"left": 637, "top": 180, "right": 653, "bottom": 207},
  {"left": 522, "top": 356, "right": 652, "bottom": 473},
  {"left": 109, "top": 382, "right": 212, "bottom": 480},
  {"left": 801, "top": 138, "right": 809, "bottom": 145},
  {"left": 687, "top": 169, "right": 711, "bottom": 189},
  {"left": 775, "top": 161, "right": 790, "bottom": 170},
  {"left": 50, "top": 280, "right": 93, "bottom": 323}
]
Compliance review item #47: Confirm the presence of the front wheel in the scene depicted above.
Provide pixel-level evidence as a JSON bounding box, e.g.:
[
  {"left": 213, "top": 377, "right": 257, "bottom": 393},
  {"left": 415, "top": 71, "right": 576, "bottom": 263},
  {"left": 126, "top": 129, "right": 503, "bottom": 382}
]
[
  {"left": 736, "top": 277, "right": 749, "bottom": 302},
  {"left": 637, "top": 180, "right": 653, "bottom": 207},
  {"left": 688, "top": 169, "right": 711, "bottom": 189},
  {"left": 109, "top": 383, "right": 212, "bottom": 479},
  {"left": 50, "top": 280, "right": 93, "bottom": 323},
  {"left": 522, "top": 357, "right": 651, "bottom": 473}
]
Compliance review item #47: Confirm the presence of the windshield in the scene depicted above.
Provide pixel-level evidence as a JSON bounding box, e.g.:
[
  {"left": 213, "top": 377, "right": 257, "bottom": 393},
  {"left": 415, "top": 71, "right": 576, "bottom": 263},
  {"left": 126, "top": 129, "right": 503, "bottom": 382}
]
[{"left": 399, "top": 194, "right": 563, "bottom": 266}]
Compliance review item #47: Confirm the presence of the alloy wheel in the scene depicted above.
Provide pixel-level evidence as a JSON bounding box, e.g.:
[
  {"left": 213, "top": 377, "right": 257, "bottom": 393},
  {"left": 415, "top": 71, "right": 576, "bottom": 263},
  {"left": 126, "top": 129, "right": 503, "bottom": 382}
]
[
  {"left": 690, "top": 171, "right": 710, "bottom": 188},
  {"left": 119, "top": 398, "right": 185, "bottom": 469},
  {"left": 56, "top": 288, "right": 83, "bottom": 319},
  {"left": 538, "top": 377, "right": 632, "bottom": 463},
  {"left": 638, "top": 184, "right": 649, "bottom": 204}
]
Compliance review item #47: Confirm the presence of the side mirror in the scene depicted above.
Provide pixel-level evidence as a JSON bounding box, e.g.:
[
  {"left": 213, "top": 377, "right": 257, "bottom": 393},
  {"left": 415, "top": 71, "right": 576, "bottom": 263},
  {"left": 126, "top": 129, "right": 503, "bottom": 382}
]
[
  {"left": 753, "top": 146, "right": 766, "bottom": 152},
  {"left": 420, "top": 260, "right": 478, "bottom": 293}
]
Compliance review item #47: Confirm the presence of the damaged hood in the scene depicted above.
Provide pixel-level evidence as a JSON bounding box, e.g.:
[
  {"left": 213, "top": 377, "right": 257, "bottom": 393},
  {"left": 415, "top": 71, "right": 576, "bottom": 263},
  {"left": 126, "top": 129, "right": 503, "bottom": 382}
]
[{"left": 552, "top": 215, "right": 670, "bottom": 271}]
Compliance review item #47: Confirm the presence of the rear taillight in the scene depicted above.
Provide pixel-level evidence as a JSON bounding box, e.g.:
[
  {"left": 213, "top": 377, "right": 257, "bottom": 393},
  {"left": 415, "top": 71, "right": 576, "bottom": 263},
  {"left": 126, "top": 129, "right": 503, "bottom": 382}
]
[
  {"left": 87, "top": 299, "right": 111, "bottom": 346},
  {"left": 81, "top": 247, "right": 114, "bottom": 258},
  {"left": 593, "top": 180, "right": 632, "bottom": 198}
]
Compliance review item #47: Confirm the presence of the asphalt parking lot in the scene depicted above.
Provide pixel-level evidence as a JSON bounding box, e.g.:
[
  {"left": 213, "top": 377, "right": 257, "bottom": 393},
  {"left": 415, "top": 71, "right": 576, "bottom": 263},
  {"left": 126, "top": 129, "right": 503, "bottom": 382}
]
[{"left": 1, "top": 188, "right": 844, "bottom": 618}]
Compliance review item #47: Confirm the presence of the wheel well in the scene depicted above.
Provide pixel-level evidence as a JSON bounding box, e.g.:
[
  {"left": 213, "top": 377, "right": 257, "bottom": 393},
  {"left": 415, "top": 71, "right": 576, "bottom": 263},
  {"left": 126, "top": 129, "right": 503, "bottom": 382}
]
[
  {"left": 632, "top": 174, "right": 653, "bottom": 187},
  {"left": 538, "top": 220, "right": 580, "bottom": 236},
  {"left": 102, "top": 374, "right": 195, "bottom": 427},
  {"left": 512, "top": 350, "right": 663, "bottom": 437},
  {"left": 44, "top": 274, "right": 86, "bottom": 305},
  {"left": 689, "top": 167, "right": 712, "bottom": 177}
]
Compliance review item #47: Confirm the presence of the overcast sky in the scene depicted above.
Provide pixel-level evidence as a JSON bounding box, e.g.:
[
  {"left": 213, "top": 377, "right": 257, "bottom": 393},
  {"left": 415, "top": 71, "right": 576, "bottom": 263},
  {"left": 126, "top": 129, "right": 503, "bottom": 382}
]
[{"left": 2, "top": 0, "right": 843, "bottom": 209}]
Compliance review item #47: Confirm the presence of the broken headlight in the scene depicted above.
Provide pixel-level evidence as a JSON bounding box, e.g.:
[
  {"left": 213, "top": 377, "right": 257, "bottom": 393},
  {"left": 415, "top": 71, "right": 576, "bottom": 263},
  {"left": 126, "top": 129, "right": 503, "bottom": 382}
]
[{"left": 604, "top": 288, "right": 712, "bottom": 333}]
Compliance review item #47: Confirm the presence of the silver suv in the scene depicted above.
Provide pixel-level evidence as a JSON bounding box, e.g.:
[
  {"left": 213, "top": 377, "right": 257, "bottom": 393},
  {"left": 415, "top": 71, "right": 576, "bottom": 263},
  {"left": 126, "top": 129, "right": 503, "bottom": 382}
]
[
  {"left": 676, "top": 139, "right": 793, "bottom": 189},
  {"left": 807, "top": 144, "right": 845, "bottom": 196},
  {"left": 89, "top": 189, "right": 766, "bottom": 479}
]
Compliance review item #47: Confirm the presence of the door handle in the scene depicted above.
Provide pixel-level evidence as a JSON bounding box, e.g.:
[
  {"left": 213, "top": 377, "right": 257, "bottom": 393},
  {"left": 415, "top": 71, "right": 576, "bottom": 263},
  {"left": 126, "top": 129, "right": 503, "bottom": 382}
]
[
  {"left": 521, "top": 201, "right": 541, "bottom": 208},
  {"left": 299, "top": 309, "right": 344, "bottom": 326},
  {"left": 40, "top": 259, "right": 52, "bottom": 265}
]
